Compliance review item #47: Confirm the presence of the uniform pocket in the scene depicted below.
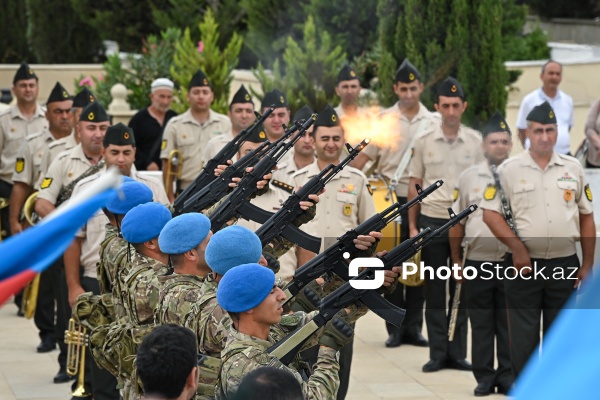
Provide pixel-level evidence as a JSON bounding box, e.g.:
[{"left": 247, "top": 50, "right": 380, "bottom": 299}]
[{"left": 512, "top": 183, "right": 535, "bottom": 209}]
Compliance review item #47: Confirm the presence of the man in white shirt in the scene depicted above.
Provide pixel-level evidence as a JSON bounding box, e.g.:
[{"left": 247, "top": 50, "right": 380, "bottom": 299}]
[{"left": 516, "top": 60, "right": 574, "bottom": 155}]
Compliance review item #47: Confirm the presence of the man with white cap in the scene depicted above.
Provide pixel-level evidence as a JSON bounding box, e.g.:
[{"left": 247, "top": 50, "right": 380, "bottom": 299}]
[{"left": 128, "top": 78, "right": 177, "bottom": 171}]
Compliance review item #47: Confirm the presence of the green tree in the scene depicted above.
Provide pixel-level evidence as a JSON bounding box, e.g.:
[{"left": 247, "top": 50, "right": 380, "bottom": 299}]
[
  {"left": 69, "top": 0, "right": 161, "bottom": 52},
  {"left": 251, "top": 15, "right": 346, "bottom": 115},
  {"left": 170, "top": 9, "right": 243, "bottom": 114},
  {"left": 0, "top": 1, "right": 34, "bottom": 63},
  {"left": 525, "top": 0, "right": 598, "bottom": 18},
  {"left": 25, "top": 0, "right": 104, "bottom": 63}
]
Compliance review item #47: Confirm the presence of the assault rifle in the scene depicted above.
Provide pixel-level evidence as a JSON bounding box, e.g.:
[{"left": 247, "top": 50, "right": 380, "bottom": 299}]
[
  {"left": 268, "top": 205, "right": 477, "bottom": 365},
  {"left": 209, "top": 115, "right": 317, "bottom": 233},
  {"left": 281, "top": 180, "right": 444, "bottom": 305},
  {"left": 173, "top": 105, "right": 275, "bottom": 214}
]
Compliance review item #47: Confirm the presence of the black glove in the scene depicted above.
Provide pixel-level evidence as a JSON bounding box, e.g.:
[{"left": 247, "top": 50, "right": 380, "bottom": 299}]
[
  {"left": 262, "top": 249, "right": 281, "bottom": 274},
  {"left": 319, "top": 310, "right": 354, "bottom": 351},
  {"left": 289, "top": 280, "right": 324, "bottom": 313}
]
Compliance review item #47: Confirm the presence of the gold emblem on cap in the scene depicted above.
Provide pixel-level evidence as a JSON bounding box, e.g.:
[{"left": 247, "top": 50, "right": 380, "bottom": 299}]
[
  {"left": 90, "top": 95, "right": 95, "bottom": 102},
  {"left": 244, "top": 93, "right": 250, "bottom": 101},
  {"left": 549, "top": 111, "right": 554, "bottom": 119},
  {"left": 88, "top": 112, "right": 94, "bottom": 120},
  {"left": 409, "top": 73, "right": 415, "bottom": 81},
  {"left": 279, "top": 96, "right": 285, "bottom": 104},
  {"left": 28, "top": 69, "right": 33, "bottom": 74},
  {"left": 259, "top": 131, "right": 266, "bottom": 139},
  {"left": 124, "top": 132, "right": 130, "bottom": 140},
  {"left": 203, "top": 78, "right": 208, "bottom": 85},
  {"left": 62, "top": 91, "right": 68, "bottom": 98},
  {"left": 451, "top": 84, "right": 458, "bottom": 93},
  {"left": 350, "top": 70, "right": 356, "bottom": 77},
  {"left": 332, "top": 114, "right": 337, "bottom": 122},
  {"left": 500, "top": 121, "right": 506, "bottom": 129}
]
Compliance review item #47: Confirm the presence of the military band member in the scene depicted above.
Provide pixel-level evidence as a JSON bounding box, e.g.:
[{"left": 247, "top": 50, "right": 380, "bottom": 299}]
[
  {"left": 352, "top": 59, "right": 432, "bottom": 348},
  {"left": 482, "top": 101, "right": 595, "bottom": 380},
  {"left": 161, "top": 69, "right": 231, "bottom": 201},
  {"left": 334, "top": 65, "right": 364, "bottom": 119},
  {"left": 217, "top": 263, "right": 344, "bottom": 399},
  {"left": 204, "top": 84, "right": 255, "bottom": 162},
  {"left": 154, "top": 213, "right": 213, "bottom": 325},
  {"left": 0, "top": 63, "right": 48, "bottom": 239},
  {"left": 450, "top": 111, "right": 513, "bottom": 396},
  {"left": 408, "top": 77, "right": 483, "bottom": 373},
  {"left": 293, "top": 105, "right": 377, "bottom": 400},
  {"left": 36, "top": 88, "right": 95, "bottom": 183},
  {"left": 129, "top": 78, "right": 177, "bottom": 171}
]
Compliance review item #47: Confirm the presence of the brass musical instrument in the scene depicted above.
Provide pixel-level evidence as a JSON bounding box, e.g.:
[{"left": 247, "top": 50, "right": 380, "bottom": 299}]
[
  {"left": 65, "top": 318, "right": 91, "bottom": 397},
  {"left": 164, "top": 149, "right": 182, "bottom": 194},
  {"left": 370, "top": 176, "right": 424, "bottom": 286},
  {"left": 20, "top": 274, "right": 41, "bottom": 319},
  {"left": 0, "top": 197, "right": 8, "bottom": 241},
  {"left": 23, "top": 191, "right": 40, "bottom": 226},
  {"left": 449, "top": 242, "right": 469, "bottom": 341}
]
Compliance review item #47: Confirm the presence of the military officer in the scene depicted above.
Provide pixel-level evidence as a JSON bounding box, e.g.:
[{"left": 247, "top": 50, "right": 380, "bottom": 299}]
[
  {"left": 449, "top": 111, "right": 513, "bottom": 396},
  {"left": 293, "top": 104, "right": 377, "bottom": 400},
  {"left": 217, "top": 263, "right": 345, "bottom": 399},
  {"left": 351, "top": 59, "right": 432, "bottom": 348},
  {"left": 154, "top": 213, "right": 213, "bottom": 325},
  {"left": 482, "top": 101, "right": 595, "bottom": 380},
  {"left": 160, "top": 69, "right": 231, "bottom": 201},
  {"left": 36, "top": 87, "right": 95, "bottom": 183},
  {"left": 204, "top": 84, "right": 255, "bottom": 162},
  {"left": 407, "top": 77, "right": 483, "bottom": 373},
  {"left": 0, "top": 63, "right": 48, "bottom": 239}
]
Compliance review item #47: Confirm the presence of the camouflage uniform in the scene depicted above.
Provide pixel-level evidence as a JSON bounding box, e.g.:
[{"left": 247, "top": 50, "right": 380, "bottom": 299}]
[
  {"left": 218, "top": 325, "right": 340, "bottom": 399},
  {"left": 154, "top": 274, "right": 205, "bottom": 325},
  {"left": 98, "top": 224, "right": 130, "bottom": 320}
]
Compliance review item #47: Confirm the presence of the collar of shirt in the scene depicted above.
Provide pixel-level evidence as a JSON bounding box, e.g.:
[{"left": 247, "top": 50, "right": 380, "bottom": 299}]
[
  {"left": 70, "top": 143, "right": 94, "bottom": 165},
  {"left": 10, "top": 103, "right": 46, "bottom": 121},
  {"left": 303, "top": 159, "right": 352, "bottom": 180},
  {"left": 390, "top": 101, "right": 430, "bottom": 123},
  {"left": 182, "top": 108, "right": 219, "bottom": 127},
  {"left": 432, "top": 121, "right": 467, "bottom": 143},
  {"left": 537, "top": 87, "right": 564, "bottom": 102},
  {"left": 476, "top": 160, "right": 494, "bottom": 177},
  {"left": 522, "top": 150, "right": 565, "bottom": 170},
  {"left": 65, "top": 131, "right": 78, "bottom": 149},
  {"left": 228, "top": 326, "right": 272, "bottom": 348}
]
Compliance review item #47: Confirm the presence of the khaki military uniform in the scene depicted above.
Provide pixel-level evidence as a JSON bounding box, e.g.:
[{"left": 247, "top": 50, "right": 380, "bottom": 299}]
[
  {"left": 72, "top": 169, "right": 169, "bottom": 279},
  {"left": 480, "top": 151, "right": 593, "bottom": 377},
  {"left": 293, "top": 161, "right": 376, "bottom": 252},
  {"left": 203, "top": 133, "right": 237, "bottom": 163},
  {"left": 452, "top": 160, "right": 511, "bottom": 387},
  {"left": 408, "top": 119, "right": 483, "bottom": 363},
  {"left": 12, "top": 130, "right": 55, "bottom": 186},
  {"left": 362, "top": 102, "right": 431, "bottom": 197},
  {"left": 160, "top": 109, "right": 231, "bottom": 189},
  {"left": 272, "top": 154, "right": 302, "bottom": 184},
  {"left": 219, "top": 325, "right": 339, "bottom": 400},
  {"left": 154, "top": 273, "right": 204, "bottom": 325},
  {"left": 37, "top": 132, "right": 77, "bottom": 188},
  {"left": 235, "top": 182, "right": 298, "bottom": 281},
  {"left": 0, "top": 104, "right": 47, "bottom": 183}
]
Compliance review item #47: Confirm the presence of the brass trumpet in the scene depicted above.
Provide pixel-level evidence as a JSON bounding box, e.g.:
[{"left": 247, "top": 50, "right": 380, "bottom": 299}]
[
  {"left": 0, "top": 197, "right": 8, "bottom": 241},
  {"left": 65, "top": 318, "right": 91, "bottom": 397},
  {"left": 164, "top": 149, "right": 183, "bottom": 195}
]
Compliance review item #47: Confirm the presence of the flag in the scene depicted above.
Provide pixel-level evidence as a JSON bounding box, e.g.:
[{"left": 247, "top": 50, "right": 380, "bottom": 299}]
[
  {"left": 512, "top": 267, "right": 600, "bottom": 399},
  {"left": 0, "top": 168, "right": 121, "bottom": 305}
]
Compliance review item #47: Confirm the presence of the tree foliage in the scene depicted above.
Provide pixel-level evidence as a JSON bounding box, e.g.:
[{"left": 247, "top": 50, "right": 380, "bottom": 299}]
[
  {"left": 0, "top": 1, "right": 34, "bottom": 63},
  {"left": 170, "top": 9, "right": 243, "bottom": 114},
  {"left": 251, "top": 16, "right": 346, "bottom": 115},
  {"left": 524, "top": 0, "right": 599, "bottom": 19}
]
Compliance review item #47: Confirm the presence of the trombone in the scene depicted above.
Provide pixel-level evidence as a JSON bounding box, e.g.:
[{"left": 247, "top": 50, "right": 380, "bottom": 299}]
[
  {"left": 65, "top": 318, "right": 91, "bottom": 397},
  {"left": 20, "top": 192, "right": 41, "bottom": 319},
  {"left": 164, "top": 149, "right": 183, "bottom": 196}
]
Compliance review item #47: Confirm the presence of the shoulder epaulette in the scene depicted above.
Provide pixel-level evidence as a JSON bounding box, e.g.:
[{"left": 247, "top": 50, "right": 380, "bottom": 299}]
[
  {"left": 25, "top": 131, "right": 46, "bottom": 141},
  {"left": 271, "top": 179, "right": 294, "bottom": 194}
]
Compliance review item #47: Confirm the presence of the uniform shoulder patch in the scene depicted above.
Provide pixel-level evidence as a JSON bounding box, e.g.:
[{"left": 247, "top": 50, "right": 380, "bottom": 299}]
[
  {"left": 585, "top": 184, "right": 593, "bottom": 202},
  {"left": 15, "top": 158, "right": 25, "bottom": 173},
  {"left": 40, "top": 177, "right": 53, "bottom": 189},
  {"left": 453, "top": 188, "right": 459, "bottom": 202},
  {"left": 271, "top": 179, "right": 294, "bottom": 194},
  {"left": 161, "top": 140, "right": 167, "bottom": 151},
  {"left": 483, "top": 184, "right": 496, "bottom": 201}
]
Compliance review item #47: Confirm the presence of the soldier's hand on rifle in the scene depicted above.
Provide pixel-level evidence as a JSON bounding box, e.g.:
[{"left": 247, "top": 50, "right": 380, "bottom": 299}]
[
  {"left": 214, "top": 160, "right": 233, "bottom": 177},
  {"left": 354, "top": 231, "right": 382, "bottom": 251},
  {"left": 319, "top": 310, "right": 354, "bottom": 351}
]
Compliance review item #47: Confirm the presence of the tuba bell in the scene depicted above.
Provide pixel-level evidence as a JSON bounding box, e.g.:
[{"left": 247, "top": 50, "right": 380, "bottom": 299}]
[
  {"left": 0, "top": 197, "right": 8, "bottom": 241},
  {"left": 20, "top": 274, "right": 41, "bottom": 319},
  {"left": 65, "top": 318, "right": 91, "bottom": 397},
  {"left": 164, "top": 149, "right": 183, "bottom": 195}
]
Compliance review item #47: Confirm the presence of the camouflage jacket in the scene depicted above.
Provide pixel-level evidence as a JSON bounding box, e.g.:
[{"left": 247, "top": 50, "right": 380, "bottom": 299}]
[
  {"left": 218, "top": 326, "right": 340, "bottom": 399},
  {"left": 121, "top": 251, "right": 171, "bottom": 327},
  {"left": 98, "top": 224, "right": 129, "bottom": 320},
  {"left": 154, "top": 273, "right": 205, "bottom": 325}
]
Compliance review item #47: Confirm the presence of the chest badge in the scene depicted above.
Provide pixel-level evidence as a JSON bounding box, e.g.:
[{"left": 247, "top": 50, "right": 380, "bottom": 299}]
[{"left": 343, "top": 204, "right": 352, "bottom": 216}]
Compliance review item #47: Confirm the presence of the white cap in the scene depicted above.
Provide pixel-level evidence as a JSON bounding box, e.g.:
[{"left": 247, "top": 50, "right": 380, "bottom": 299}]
[{"left": 151, "top": 78, "right": 174, "bottom": 92}]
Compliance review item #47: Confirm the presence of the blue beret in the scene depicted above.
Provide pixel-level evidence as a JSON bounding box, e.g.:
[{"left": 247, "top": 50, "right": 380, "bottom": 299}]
[
  {"left": 121, "top": 203, "right": 172, "bottom": 244},
  {"left": 217, "top": 263, "right": 275, "bottom": 313},
  {"left": 158, "top": 213, "right": 211, "bottom": 254},
  {"left": 205, "top": 226, "right": 263, "bottom": 275},
  {"left": 106, "top": 180, "right": 153, "bottom": 215}
]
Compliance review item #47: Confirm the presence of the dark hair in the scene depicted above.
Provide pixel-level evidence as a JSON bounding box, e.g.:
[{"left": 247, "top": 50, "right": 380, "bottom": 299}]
[
  {"left": 136, "top": 324, "right": 198, "bottom": 399},
  {"left": 233, "top": 367, "right": 304, "bottom": 400}
]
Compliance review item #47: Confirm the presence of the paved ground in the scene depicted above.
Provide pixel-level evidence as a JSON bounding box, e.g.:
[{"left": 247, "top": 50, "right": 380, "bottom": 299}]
[{"left": 0, "top": 302, "right": 504, "bottom": 400}]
